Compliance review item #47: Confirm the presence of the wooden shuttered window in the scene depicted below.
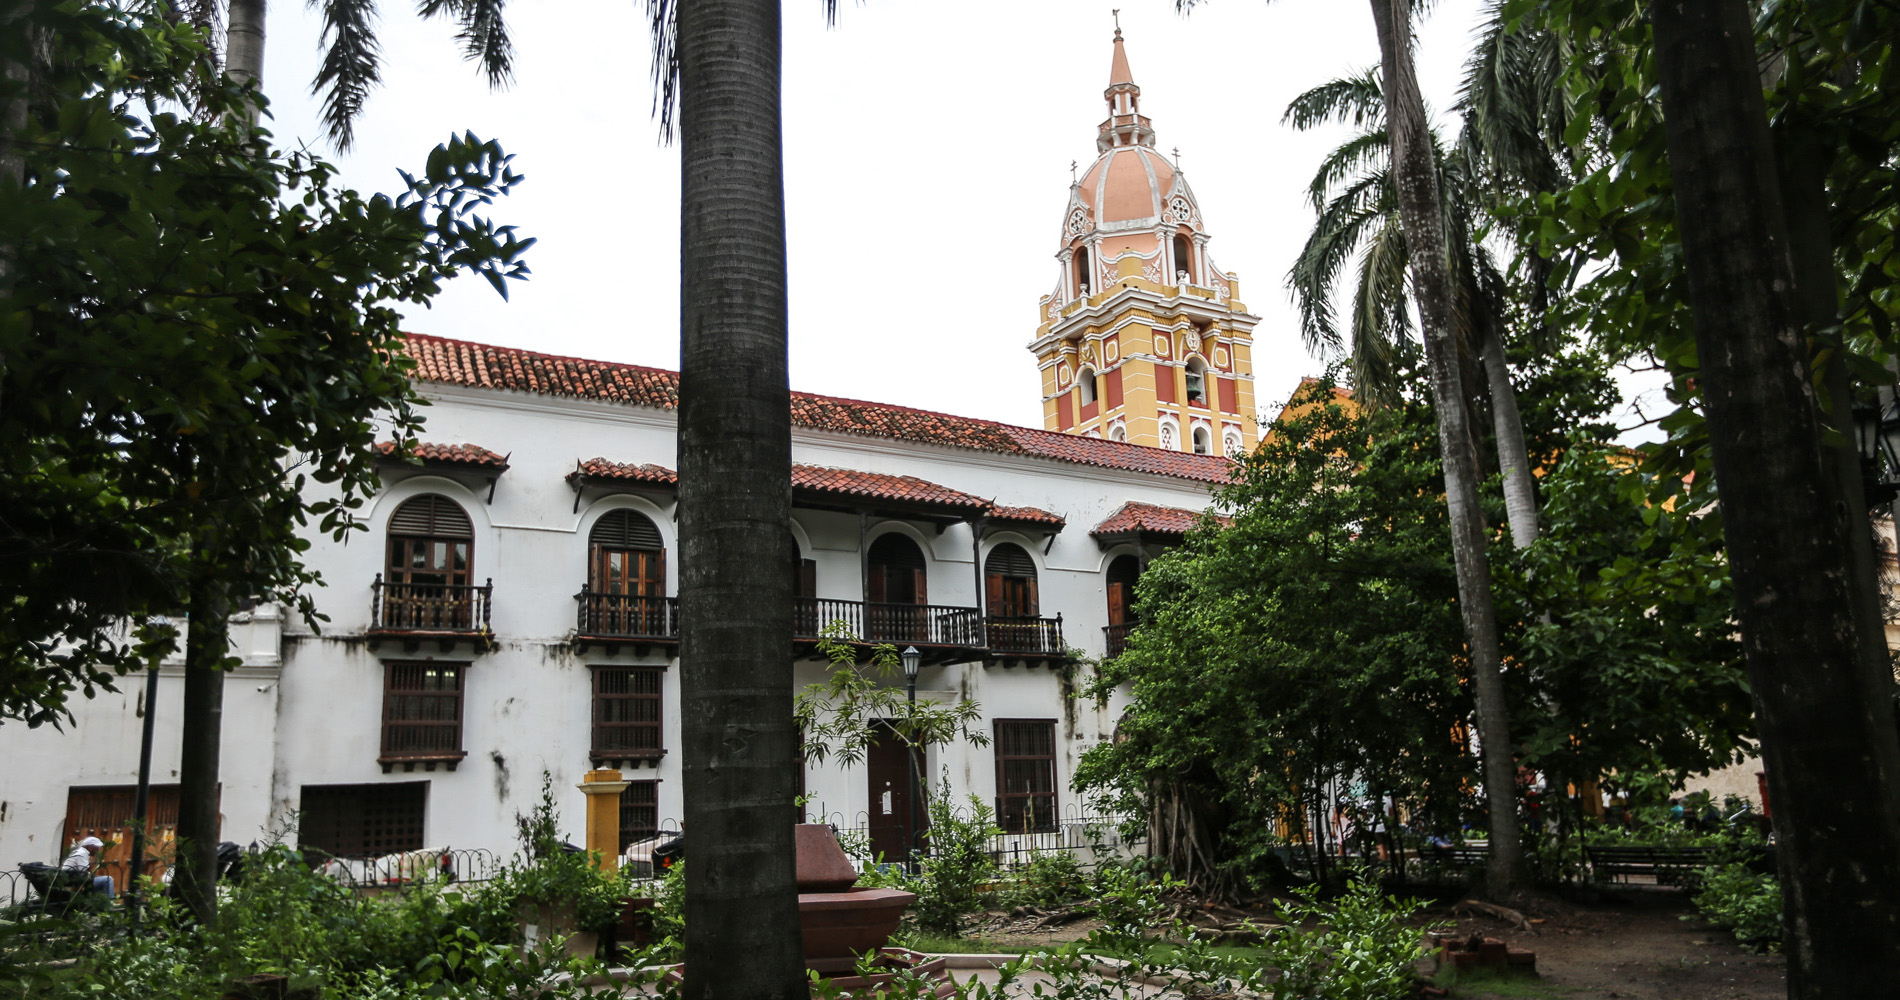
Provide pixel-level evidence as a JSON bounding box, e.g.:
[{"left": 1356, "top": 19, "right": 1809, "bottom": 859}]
[
  {"left": 593, "top": 666, "right": 664, "bottom": 758},
  {"left": 984, "top": 543, "right": 1039, "bottom": 618},
  {"left": 867, "top": 534, "right": 927, "bottom": 605},
  {"left": 1106, "top": 555, "right": 1140, "bottom": 626},
  {"left": 381, "top": 662, "right": 467, "bottom": 762},
  {"left": 298, "top": 782, "right": 429, "bottom": 860},
  {"left": 618, "top": 780, "right": 660, "bottom": 852},
  {"left": 995, "top": 719, "right": 1058, "bottom": 834}
]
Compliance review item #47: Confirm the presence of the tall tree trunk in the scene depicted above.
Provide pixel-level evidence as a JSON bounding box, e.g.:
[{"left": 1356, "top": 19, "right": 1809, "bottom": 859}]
[
  {"left": 1370, "top": 0, "right": 1526, "bottom": 898},
  {"left": 169, "top": 0, "right": 269, "bottom": 929},
  {"left": 675, "top": 0, "right": 804, "bottom": 997},
  {"left": 174, "top": 578, "right": 228, "bottom": 925},
  {"left": 1479, "top": 317, "right": 1539, "bottom": 548},
  {"left": 1649, "top": 2, "right": 1900, "bottom": 993}
]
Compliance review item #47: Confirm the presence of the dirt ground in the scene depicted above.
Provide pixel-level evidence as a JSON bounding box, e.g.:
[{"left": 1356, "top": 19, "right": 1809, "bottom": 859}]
[{"left": 964, "top": 891, "right": 1787, "bottom": 999}]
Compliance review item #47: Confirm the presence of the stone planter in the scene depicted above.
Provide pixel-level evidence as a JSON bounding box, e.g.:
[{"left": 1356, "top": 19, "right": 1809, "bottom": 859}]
[
  {"left": 799, "top": 886, "right": 917, "bottom": 973},
  {"left": 516, "top": 898, "right": 599, "bottom": 959}
]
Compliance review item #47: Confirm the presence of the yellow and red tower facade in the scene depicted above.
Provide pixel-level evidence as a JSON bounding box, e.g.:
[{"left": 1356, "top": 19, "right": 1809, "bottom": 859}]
[{"left": 1031, "top": 29, "right": 1260, "bottom": 456}]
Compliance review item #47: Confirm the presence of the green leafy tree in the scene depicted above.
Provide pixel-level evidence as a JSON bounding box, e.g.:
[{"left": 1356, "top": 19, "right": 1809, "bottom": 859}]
[
  {"left": 0, "top": 2, "right": 530, "bottom": 921},
  {"left": 795, "top": 623, "right": 988, "bottom": 769}
]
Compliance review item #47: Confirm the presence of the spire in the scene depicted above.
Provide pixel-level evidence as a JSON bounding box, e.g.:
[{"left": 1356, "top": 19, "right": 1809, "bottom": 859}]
[
  {"left": 1098, "top": 24, "right": 1152, "bottom": 151},
  {"left": 1109, "top": 25, "right": 1134, "bottom": 87}
]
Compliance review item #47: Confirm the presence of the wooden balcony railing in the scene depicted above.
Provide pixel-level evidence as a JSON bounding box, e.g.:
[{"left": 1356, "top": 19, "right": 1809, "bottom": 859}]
[
  {"left": 987, "top": 615, "right": 1066, "bottom": 656},
  {"left": 371, "top": 576, "right": 492, "bottom": 633},
  {"left": 1103, "top": 622, "right": 1137, "bottom": 658},
  {"left": 795, "top": 598, "right": 985, "bottom": 648},
  {"left": 575, "top": 592, "right": 680, "bottom": 640}
]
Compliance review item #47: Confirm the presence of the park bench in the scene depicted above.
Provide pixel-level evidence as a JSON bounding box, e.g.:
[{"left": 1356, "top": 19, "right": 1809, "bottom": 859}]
[{"left": 1582, "top": 844, "right": 1712, "bottom": 886}]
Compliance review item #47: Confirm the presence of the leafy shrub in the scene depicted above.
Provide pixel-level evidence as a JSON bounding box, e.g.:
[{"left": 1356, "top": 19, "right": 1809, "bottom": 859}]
[
  {"left": 909, "top": 775, "right": 1002, "bottom": 937},
  {"left": 1261, "top": 879, "right": 1433, "bottom": 1000},
  {"left": 1690, "top": 862, "right": 1781, "bottom": 952},
  {"left": 997, "top": 850, "right": 1087, "bottom": 911},
  {"left": 1085, "top": 861, "right": 1177, "bottom": 953}
]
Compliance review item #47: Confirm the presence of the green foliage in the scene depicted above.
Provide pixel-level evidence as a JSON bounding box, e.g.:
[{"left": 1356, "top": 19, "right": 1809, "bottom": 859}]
[
  {"left": 795, "top": 622, "right": 988, "bottom": 767},
  {"left": 996, "top": 850, "right": 1087, "bottom": 911},
  {"left": 0, "top": 0, "right": 531, "bottom": 725},
  {"left": 1085, "top": 863, "right": 1180, "bottom": 954},
  {"left": 493, "top": 772, "right": 630, "bottom": 933},
  {"left": 909, "top": 776, "right": 1003, "bottom": 938},
  {"left": 1690, "top": 862, "right": 1782, "bottom": 952},
  {"left": 1261, "top": 880, "right": 1435, "bottom": 1000}
]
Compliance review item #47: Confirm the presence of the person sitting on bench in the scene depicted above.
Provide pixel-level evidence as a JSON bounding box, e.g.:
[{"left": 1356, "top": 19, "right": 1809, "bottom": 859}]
[{"left": 62, "top": 836, "right": 114, "bottom": 899}]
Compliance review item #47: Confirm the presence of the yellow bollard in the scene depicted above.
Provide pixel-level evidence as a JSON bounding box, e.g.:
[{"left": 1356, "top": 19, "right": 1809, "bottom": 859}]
[{"left": 577, "top": 769, "right": 631, "bottom": 873}]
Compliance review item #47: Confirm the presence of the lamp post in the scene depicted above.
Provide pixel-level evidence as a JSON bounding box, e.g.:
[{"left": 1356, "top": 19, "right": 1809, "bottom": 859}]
[
  {"left": 900, "top": 645, "right": 922, "bottom": 872},
  {"left": 1851, "top": 399, "right": 1900, "bottom": 508}
]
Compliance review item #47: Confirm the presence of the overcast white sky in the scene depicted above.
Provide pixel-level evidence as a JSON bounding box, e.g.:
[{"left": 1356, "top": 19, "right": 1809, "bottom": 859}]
[{"left": 257, "top": 0, "right": 1519, "bottom": 432}]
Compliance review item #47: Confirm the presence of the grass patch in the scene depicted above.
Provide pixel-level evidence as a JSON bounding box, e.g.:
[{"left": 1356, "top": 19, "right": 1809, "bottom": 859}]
[
  {"left": 898, "top": 933, "right": 1035, "bottom": 955},
  {"left": 1431, "top": 966, "right": 1574, "bottom": 998}
]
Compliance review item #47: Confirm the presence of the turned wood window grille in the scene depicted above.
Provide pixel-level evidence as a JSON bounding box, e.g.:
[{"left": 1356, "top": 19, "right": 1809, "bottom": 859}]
[
  {"left": 592, "top": 666, "right": 663, "bottom": 758},
  {"left": 618, "top": 780, "right": 660, "bottom": 852},
  {"left": 297, "top": 782, "right": 429, "bottom": 860},
  {"left": 380, "top": 662, "right": 466, "bottom": 762},
  {"left": 995, "top": 719, "right": 1058, "bottom": 834},
  {"left": 383, "top": 495, "right": 475, "bottom": 630}
]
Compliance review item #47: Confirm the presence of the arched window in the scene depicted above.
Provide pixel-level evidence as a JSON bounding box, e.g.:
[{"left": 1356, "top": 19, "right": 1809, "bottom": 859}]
[
  {"left": 792, "top": 544, "right": 818, "bottom": 635},
  {"left": 1075, "top": 247, "right": 1092, "bottom": 297},
  {"left": 1110, "top": 424, "right": 1128, "bottom": 443},
  {"left": 1192, "top": 426, "right": 1212, "bottom": 455},
  {"left": 1159, "top": 421, "right": 1177, "bottom": 451},
  {"left": 1185, "top": 357, "right": 1208, "bottom": 405},
  {"left": 585, "top": 509, "right": 667, "bottom": 636},
  {"left": 1224, "top": 430, "right": 1243, "bottom": 456},
  {"left": 1105, "top": 554, "right": 1141, "bottom": 656},
  {"left": 985, "top": 544, "right": 1040, "bottom": 619},
  {"left": 384, "top": 494, "right": 474, "bottom": 629},
  {"left": 1077, "top": 368, "right": 1098, "bottom": 405},
  {"left": 1172, "top": 234, "right": 1193, "bottom": 283},
  {"left": 867, "top": 534, "right": 928, "bottom": 642}
]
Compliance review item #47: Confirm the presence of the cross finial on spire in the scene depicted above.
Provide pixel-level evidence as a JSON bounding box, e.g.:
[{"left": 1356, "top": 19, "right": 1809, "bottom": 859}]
[
  {"left": 1173, "top": 147, "right": 1180, "bottom": 166},
  {"left": 1112, "top": 8, "right": 1121, "bottom": 37},
  {"left": 1070, "top": 160, "right": 1078, "bottom": 183}
]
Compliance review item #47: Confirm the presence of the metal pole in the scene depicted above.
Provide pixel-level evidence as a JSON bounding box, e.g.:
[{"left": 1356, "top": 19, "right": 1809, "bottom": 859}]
[
  {"left": 128, "top": 661, "right": 161, "bottom": 932},
  {"left": 907, "top": 676, "right": 921, "bottom": 873}
]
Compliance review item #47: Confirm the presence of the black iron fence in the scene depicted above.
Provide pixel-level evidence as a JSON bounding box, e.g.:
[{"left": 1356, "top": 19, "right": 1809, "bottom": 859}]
[{"left": 371, "top": 576, "right": 493, "bottom": 633}]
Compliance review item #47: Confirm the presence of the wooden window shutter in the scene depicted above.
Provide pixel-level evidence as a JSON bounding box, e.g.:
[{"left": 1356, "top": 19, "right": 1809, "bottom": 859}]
[
  {"left": 1107, "top": 582, "right": 1125, "bottom": 626},
  {"left": 590, "top": 509, "right": 663, "bottom": 549},
  {"left": 1024, "top": 575, "right": 1039, "bottom": 617},
  {"left": 389, "top": 495, "right": 472, "bottom": 538},
  {"left": 798, "top": 559, "right": 817, "bottom": 599},
  {"left": 986, "top": 572, "right": 1005, "bottom": 612},
  {"left": 867, "top": 565, "right": 887, "bottom": 603},
  {"left": 912, "top": 567, "right": 928, "bottom": 606}
]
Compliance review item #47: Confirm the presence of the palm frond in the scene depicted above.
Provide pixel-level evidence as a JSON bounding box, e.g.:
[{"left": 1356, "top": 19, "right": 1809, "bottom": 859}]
[
  {"left": 1283, "top": 69, "right": 1384, "bottom": 132},
  {"left": 418, "top": 0, "right": 514, "bottom": 88},
  {"left": 1306, "top": 128, "right": 1390, "bottom": 210},
  {"left": 172, "top": 0, "right": 226, "bottom": 66},
  {"left": 1350, "top": 214, "right": 1415, "bottom": 405},
  {"left": 1289, "top": 180, "right": 1394, "bottom": 357},
  {"left": 311, "top": 0, "right": 382, "bottom": 150}
]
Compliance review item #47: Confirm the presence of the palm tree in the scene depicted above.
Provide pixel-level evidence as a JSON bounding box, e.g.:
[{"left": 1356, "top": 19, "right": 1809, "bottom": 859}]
[
  {"left": 1179, "top": 0, "right": 1526, "bottom": 898},
  {"left": 646, "top": 0, "right": 809, "bottom": 996},
  {"left": 1650, "top": 2, "right": 1900, "bottom": 992},
  {"left": 1284, "top": 70, "right": 1542, "bottom": 549}
]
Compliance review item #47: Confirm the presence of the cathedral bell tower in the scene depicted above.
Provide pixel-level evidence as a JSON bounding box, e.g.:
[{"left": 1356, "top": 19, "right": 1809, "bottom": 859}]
[{"left": 1030, "top": 27, "right": 1260, "bottom": 457}]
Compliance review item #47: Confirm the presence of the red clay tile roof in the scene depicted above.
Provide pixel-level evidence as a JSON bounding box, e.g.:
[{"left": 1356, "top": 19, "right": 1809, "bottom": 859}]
[
  {"left": 570, "top": 458, "right": 677, "bottom": 485},
  {"left": 375, "top": 441, "right": 510, "bottom": 468},
  {"left": 400, "top": 334, "right": 1236, "bottom": 485},
  {"left": 792, "top": 465, "right": 990, "bottom": 512},
  {"left": 1090, "top": 501, "right": 1208, "bottom": 539},
  {"left": 989, "top": 505, "right": 1066, "bottom": 528}
]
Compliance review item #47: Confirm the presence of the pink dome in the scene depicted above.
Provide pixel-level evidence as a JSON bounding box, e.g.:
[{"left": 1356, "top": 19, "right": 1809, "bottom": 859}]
[{"left": 1078, "top": 145, "right": 1176, "bottom": 225}]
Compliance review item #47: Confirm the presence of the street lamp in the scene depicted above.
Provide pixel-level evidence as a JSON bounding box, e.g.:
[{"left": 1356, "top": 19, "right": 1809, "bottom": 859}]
[
  {"left": 900, "top": 646, "right": 922, "bottom": 870},
  {"left": 1852, "top": 400, "right": 1900, "bottom": 507}
]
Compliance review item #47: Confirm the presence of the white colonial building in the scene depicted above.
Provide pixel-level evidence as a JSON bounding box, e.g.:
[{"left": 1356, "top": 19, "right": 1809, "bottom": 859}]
[{"left": 0, "top": 28, "right": 1263, "bottom": 882}]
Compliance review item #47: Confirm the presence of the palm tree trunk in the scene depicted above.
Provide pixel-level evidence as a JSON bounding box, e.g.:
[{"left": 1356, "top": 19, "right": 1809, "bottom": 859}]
[
  {"left": 174, "top": 577, "right": 228, "bottom": 925},
  {"left": 1649, "top": 2, "right": 1900, "bottom": 992},
  {"left": 674, "top": 0, "right": 804, "bottom": 997},
  {"left": 1479, "top": 317, "right": 1538, "bottom": 548},
  {"left": 171, "top": 0, "right": 269, "bottom": 928},
  {"left": 1370, "top": 0, "right": 1526, "bottom": 898}
]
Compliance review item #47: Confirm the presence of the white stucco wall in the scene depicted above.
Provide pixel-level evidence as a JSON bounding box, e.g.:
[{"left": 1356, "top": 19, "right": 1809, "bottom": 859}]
[{"left": 0, "top": 382, "right": 1215, "bottom": 867}]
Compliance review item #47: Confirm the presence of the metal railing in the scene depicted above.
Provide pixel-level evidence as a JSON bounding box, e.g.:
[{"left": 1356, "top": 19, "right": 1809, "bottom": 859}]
[
  {"left": 794, "top": 598, "right": 985, "bottom": 648},
  {"left": 987, "top": 615, "right": 1066, "bottom": 655},
  {"left": 1103, "top": 622, "right": 1136, "bottom": 658},
  {"left": 576, "top": 592, "right": 679, "bottom": 640},
  {"left": 370, "top": 575, "right": 493, "bottom": 633}
]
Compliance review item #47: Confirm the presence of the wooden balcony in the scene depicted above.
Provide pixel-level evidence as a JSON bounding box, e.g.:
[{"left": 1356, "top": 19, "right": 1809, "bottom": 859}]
[
  {"left": 369, "top": 576, "right": 493, "bottom": 651},
  {"left": 574, "top": 592, "right": 680, "bottom": 653},
  {"left": 794, "top": 598, "right": 985, "bottom": 664},
  {"left": 985, "top": 615, "right": 1067, "bottom": 667},
  {"left": 1103, "top": 622, "right": 1136, "bottom": 659}
]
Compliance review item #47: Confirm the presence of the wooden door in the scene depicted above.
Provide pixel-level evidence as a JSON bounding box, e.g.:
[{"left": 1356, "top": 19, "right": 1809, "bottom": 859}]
[
  {"left": 866, "top": 722, "right": 924, "bottom": 864},
  {"left": 64, "top": 784, "right": 196, "bottom": 889}
]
